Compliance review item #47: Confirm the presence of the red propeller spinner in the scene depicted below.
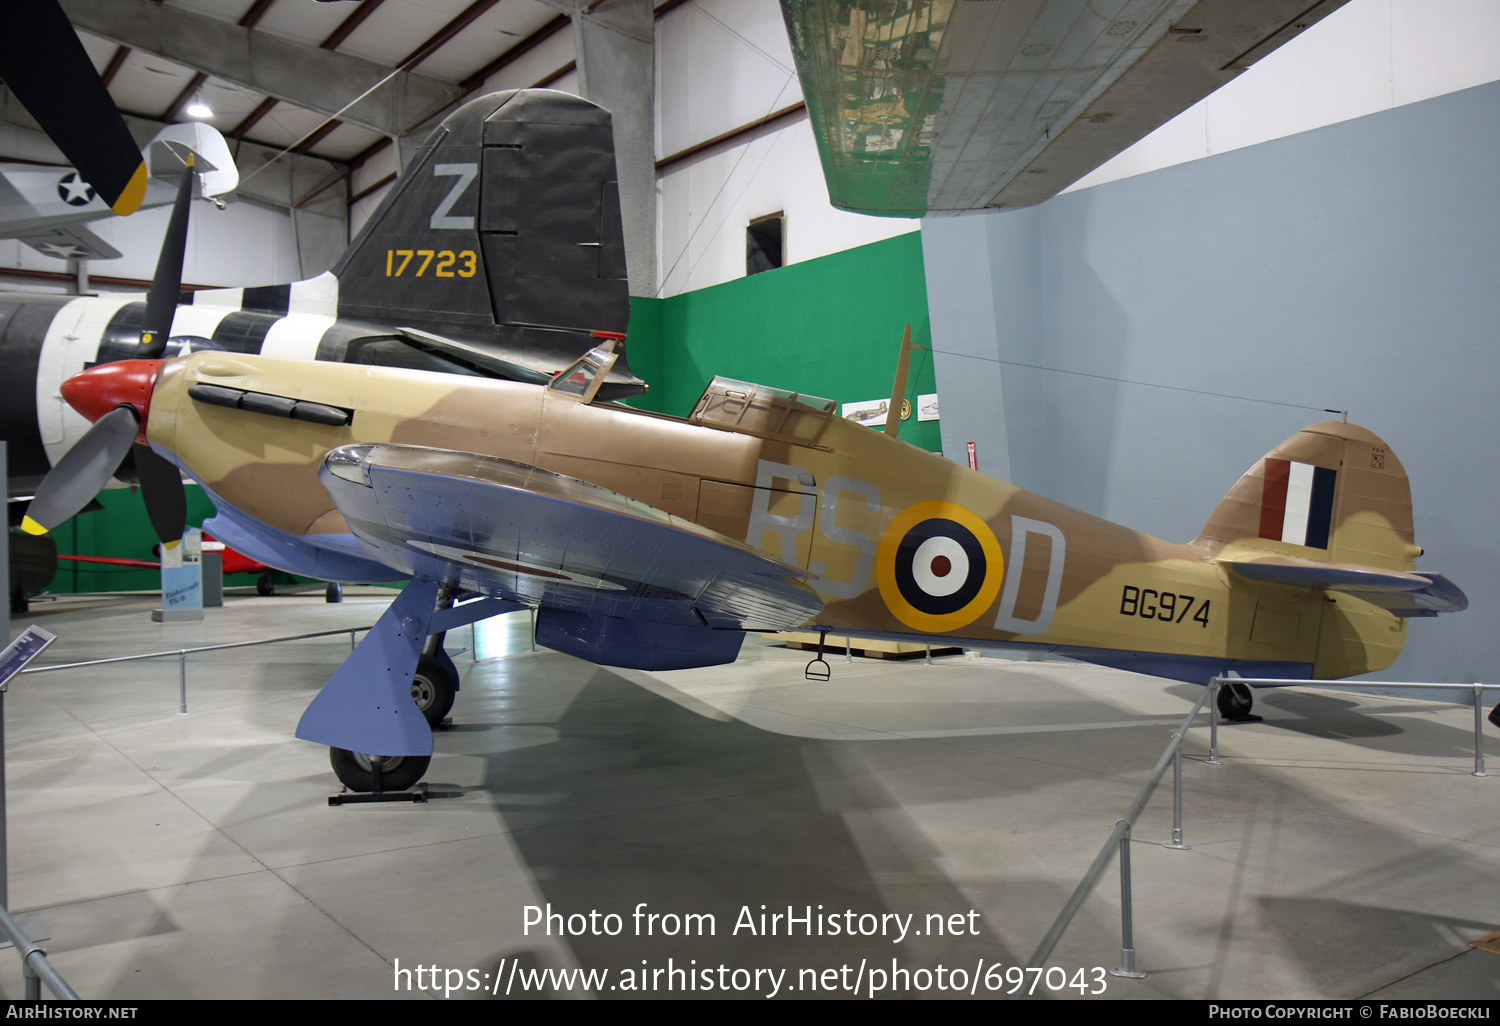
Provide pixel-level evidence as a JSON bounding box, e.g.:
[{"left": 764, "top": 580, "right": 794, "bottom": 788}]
[{"left": 59, "top": 359, "right": 162, "bottom": 440}]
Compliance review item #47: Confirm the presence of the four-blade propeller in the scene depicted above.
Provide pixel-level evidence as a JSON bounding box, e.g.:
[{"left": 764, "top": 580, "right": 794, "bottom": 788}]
[
  {"left": 22, "top": 156, "right": 199, "bottom": 545},
  {"left": 22, "top": 361, "right": 182, "bottom": 545}
]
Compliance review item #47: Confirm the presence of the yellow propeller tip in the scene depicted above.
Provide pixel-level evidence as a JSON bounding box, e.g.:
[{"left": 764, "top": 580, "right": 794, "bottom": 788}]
[
  {"left": 20, "top": 517, "right": 49, "bottom": 536},
  {"left": 163, "top": 540, "right": 180, "bottom": 550},
  {"left": 110, "top": 162, "right": 149, "bottom": 216}
]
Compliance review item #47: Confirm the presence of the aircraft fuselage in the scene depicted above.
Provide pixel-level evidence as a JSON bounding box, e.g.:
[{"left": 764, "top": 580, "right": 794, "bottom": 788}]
[{"left": 145, "top": 352, "right": 1405, "bottom": 683}]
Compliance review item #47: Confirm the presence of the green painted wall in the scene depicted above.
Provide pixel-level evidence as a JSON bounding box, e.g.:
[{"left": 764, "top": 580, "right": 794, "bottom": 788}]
[
  {"left": 624, "top": 230, "right": 940, "bottom": 453},
  {"left": 36, "top": 231, "right": 937, "bottom": 596}
]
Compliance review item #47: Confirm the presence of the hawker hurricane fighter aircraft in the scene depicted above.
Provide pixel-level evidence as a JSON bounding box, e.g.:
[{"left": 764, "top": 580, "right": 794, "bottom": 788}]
[{"left": 24, "top": 333, "right": 1467, "bottom": 792}]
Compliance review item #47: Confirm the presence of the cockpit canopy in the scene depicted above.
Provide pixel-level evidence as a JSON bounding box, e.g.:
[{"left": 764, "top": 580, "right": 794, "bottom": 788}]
[
  {"left": 547, "top": 337, "right": 620, "bottom": 404},
  {"left": 689, "top": 377, "right": 835, "bottom": 446}
]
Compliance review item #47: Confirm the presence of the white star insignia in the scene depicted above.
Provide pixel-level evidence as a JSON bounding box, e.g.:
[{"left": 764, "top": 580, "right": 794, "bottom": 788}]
[
  {"left": 57, "top": 173, "right": 95, "bottom": 206},
  {"left": 37, "top": 242, "right": 89, "bottom": 259}
]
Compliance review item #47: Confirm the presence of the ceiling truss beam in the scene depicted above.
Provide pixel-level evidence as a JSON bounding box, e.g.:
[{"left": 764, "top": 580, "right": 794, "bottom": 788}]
[{"left": 61, "top": 0, "right": 460, "bottom": 137}]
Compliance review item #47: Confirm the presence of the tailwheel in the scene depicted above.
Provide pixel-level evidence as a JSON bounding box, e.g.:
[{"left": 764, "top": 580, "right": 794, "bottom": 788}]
[
  {"left": 411, "top": 653, "right": 457, "bottom": 728},
  {"left": 1217, "top": 681, "right": 1262, "bottom": 722},
  {"left": 256, "top": 574, "right": 275, "bottom": 597},
  {"left": 329, "top": 748, "right": 431, "bottom": 792}
]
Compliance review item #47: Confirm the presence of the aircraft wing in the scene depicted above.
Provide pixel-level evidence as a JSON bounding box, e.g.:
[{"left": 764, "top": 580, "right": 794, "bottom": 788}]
[
  {"left": 1220, "top": 557, "right": 1469, "bottom": 617},
  {"left": 318, "top": 443, "right": 824, "bottom": 631},
  {"left": 781, "top": 0, "right": 1352, "bottom": 215},
  {"left": 12, "top": 223, "right": 122, "bottom": 261}
]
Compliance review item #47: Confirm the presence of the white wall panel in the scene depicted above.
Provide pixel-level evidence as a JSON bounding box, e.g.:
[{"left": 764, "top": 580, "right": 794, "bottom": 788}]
[
  {"left": 1069, "top": 0, "right": 1500, "bottom": 191},
  {"left": 654, "top": 0, "right": 917, "bottom": 296},
  {"left": 657, "top": 118, "right": 917, "bottom": 296},
  {"left": 471, "top": 26, "right": 577, "bottom": 95},
  {"left": 656, "top": 0, "right": 801, "bottom": 157}
]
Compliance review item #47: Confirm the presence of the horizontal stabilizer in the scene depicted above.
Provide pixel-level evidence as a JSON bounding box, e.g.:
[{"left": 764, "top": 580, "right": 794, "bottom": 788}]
[
  {"left": 397, "top": 327, "right": 555, "bottom": 385},
  {"left": 1221, "top": 557, "right": 1469, "bottom": 617},
  {"left": 17, "top": 223, "right": 121, "bottom": 261}
]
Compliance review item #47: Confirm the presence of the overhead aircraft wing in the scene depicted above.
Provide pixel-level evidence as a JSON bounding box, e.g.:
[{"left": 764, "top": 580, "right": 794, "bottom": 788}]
[
  {"left": 13, "top": 223, "right": 122, "bottom": 261},
  {"left": 0, "top": 0, "right": 148, "bottom": 215},
  {"left": 1220, "top": 557, "right": 1469, "bottom": 618},
  {"left": 317, "top": 443, "right": 825, "bottom": 632},
  {"left": 781, "top": 0, "right": 1352, "bottom": 215}
]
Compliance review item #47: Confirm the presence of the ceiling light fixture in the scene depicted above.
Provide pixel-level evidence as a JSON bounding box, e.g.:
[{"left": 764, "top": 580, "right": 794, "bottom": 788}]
[{"left": 185, "top": 95, "right": 213, "bottom": 119}]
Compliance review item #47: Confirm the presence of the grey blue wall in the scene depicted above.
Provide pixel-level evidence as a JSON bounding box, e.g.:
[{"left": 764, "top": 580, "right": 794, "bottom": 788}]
[{"left": 922, "top": 80, "right": 1500, "bottom": 686}]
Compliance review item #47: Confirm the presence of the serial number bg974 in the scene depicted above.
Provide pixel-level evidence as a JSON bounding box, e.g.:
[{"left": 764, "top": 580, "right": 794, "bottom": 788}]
[{"left": 1120, "top": 585, "right": 1209, "bottom": 627}]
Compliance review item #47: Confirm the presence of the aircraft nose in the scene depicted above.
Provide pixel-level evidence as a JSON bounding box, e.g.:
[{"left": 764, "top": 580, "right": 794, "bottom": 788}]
[{"left": 59, "top": 359, "right": 163, "bottom": 437}]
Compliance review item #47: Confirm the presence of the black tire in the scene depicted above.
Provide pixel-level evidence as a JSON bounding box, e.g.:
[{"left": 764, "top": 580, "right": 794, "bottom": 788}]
[
  {"left": 10, "top": 587, "right": 27, "bottom": 615},
  {"left": 329, "top": 748, "right": 431, "bottom": 792},
  {"left": 411, "top": 653, "right": 457, "bottom": 728},
  {"left": 325, "top": 582, "right": 343, "bottom": 603},
  {"left": 1217, "top": 681, "right": 1254, "bottom": 720},
  {"left": 256, "top": 574, "right": 275, "bottom": 597}
]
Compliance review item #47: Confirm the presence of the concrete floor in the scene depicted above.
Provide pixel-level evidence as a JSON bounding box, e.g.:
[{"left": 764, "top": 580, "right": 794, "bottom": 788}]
[{"left": 1, "top": 588, "right": 1498, "bottom": 1000}]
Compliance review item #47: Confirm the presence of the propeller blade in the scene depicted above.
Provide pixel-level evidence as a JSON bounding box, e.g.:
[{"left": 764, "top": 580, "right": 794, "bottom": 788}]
[
  {"left": 21, "top": 406, "right": 139, "bottom": 536},
  {"left": 140, "top": 157, "right": 195, "bottom": 357},
  {"left": 0, "top": 1, "right": 147, "bottom": 216},
  {"left": 132, "top": 444, "right": 188, "bottom": 545}
]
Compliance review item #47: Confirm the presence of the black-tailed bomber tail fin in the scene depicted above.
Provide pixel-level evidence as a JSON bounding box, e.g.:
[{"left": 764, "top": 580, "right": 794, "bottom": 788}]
[{"left": 332, "top": 90, "right": 643, "bottom": 397}]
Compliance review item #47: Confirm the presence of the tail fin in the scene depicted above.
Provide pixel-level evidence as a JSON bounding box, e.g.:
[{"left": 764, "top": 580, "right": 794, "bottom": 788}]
[
  {"left": 145, "top": 123, "right": 237, "bottom": 200},
  {"left": 1194, "top": 421, "right": 1465, "bottom": 678},
  {"left": 331, "top": 90, "right": 643, "bottom": 396},
  {"left": 1192, "top": 420, "right": 1420, "bottom": 570}
]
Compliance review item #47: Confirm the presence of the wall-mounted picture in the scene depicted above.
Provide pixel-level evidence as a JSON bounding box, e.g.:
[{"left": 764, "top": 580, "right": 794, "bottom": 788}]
[{"left": 842, "top": 398, "right": 889, "bottom": 427}]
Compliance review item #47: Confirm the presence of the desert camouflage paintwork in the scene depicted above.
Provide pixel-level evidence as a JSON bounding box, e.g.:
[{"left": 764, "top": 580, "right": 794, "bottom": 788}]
[{"left": 146, "top": 349, "right": 1427, "bottom": 681}]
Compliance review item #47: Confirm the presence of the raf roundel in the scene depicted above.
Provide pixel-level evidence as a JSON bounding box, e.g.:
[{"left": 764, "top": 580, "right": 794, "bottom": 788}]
[{"left": 876, "top": 501, "right": 1004, "bottom": 633}]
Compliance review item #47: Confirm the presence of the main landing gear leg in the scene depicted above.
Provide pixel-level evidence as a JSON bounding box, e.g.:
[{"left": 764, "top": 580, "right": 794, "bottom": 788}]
[{"left": 411, "top": 589, "right": 459, "bottom": 729}]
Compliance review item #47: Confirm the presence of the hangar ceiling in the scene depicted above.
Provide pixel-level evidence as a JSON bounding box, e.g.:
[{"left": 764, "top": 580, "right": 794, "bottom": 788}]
[{"left": 26, "top": 0, "right": 587, "bottom": 174}]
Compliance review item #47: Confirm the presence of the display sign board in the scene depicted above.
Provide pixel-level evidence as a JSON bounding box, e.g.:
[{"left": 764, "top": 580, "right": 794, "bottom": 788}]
[
  {"left": 158, "top": 527, "right": 205, "bottom": 621},
  {"left": 0, "top": 626, "right": 56, "bottom": 692}
]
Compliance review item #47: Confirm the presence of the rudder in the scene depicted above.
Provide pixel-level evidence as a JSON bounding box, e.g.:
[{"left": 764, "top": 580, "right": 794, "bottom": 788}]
[{"left": 1192, "top": 420, "right": 1420, "bottom": 571}]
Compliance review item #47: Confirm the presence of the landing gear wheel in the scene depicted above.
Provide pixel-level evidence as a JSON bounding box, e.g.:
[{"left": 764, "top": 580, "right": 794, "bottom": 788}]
[
  {"left": 10, "top": 587, "right": 27, "bottom": 615},
  {"left": 1217, "top": 681, "right": 1261, "bottom": 722},
  {"left": 329, "top": 748, "right": 431, "bottom": 792},
  {"left": 411, "top": 653, "right": 457, "bottom": 728},
  {"left": 325, "top": 582, "right": 343, "bottom": 603},
  {"left": 256, "top": 574, "right": 275, "bottom": 597}
]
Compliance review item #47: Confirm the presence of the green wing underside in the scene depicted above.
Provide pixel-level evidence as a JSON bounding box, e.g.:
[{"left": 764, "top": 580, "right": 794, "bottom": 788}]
[{"left": 781, "top": 0, "right": 1354, "bottom": 216}]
